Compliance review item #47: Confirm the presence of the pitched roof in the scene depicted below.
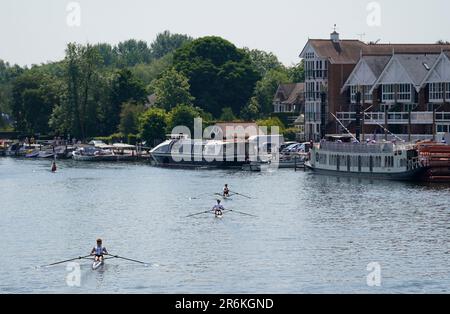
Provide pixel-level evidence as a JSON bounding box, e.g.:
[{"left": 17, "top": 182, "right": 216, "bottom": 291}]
[
  {"left": 301, "top": 39, "right": 450, "bottom": 65},
  {"left": 371, "top": 54, "right": 439, "bottom": 92},
  {"left": 273, "top": 83, "right": 305, "bottom": 105},
  {"left": 397, "top": 54, "right": 438, "bottom": 86},
  {"left": 301, "top": 39, "right": 366, "bottom": 64},
  {"left": 421, "top": 51, "right": 450, "bottom": 85},
  {"left": 342, "top": 55, "right": 391, "bottom": 92}
]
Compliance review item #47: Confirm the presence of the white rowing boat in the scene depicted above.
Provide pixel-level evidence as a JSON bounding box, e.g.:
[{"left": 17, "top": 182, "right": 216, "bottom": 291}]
[
  {"left": 215, "top": 193, "right": 232, "bottom": 201},
  {"left": 92, "top": 259, "right": 104, "bottom": 270}
]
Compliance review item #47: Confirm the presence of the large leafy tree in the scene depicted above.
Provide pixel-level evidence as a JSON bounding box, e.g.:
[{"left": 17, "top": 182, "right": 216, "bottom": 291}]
[
  {"left": 11, "top": 71, "right": 60, "bottom": 134},
  {"left": 253, "top": 68, "right": 291, "bottom": 115},
  {"left": 93, "top": 43, "right": 116, "bottom": 67},
  {"left": 139, "top": 108, "right": 167, "bottom": 147},
  {"left": 0, "top": 60, "right": 24, "bottom": 117},
  {"left": 152, "top": 68, "right": 194, "bottom": 110},
  {"left": 131, "top": 53, "right": 173, "bottom": 89},
  {"left": 106, "top": 69, "right": 147, "bottom": 135},
  {"left": 150, "top": 30, "right": 193, "bottom": 59},
  {"left": 173, "top": 36, "right": 260, "bottom": 118},
  {"left": 119, "top": 102, "right": 144, "bottom": 136},
  {"left": 167, "top": 104, "right": 206, "bottom": 134},
  {"left": 114, "top": 39, "right": 152, "bottom": 67},
  {"left": 244, "top": 48, "right": 285, "bottom": 77},
  {"left": 50, "top": 43, "right": 106, "bottom": 139},
  {"left": 288, "top": 60, "right": 305, "bottom": 82}
]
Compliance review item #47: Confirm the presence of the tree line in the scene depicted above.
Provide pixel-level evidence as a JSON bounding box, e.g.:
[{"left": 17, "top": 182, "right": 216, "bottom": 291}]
[{"left": 0, "top": 31, "right": 304, "bottom": 146}]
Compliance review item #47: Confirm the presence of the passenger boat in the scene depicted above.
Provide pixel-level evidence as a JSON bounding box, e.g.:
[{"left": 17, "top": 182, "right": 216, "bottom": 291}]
[
  {"left": 150, "top": 134, "right": 282, "bottom": 169},
  {"left": 305, "top": 136, "right": 425, "bottom": 181}
]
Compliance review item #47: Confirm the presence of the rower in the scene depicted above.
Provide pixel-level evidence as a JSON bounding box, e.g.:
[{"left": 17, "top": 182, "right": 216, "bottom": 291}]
[
  {"left": 91, "top": 238, "right": 108, "bottom": 263},
  {"left": 212, "top": 199, "right": 225, "bottom": 216},
  {"left": 223, "top": 184, "right": 230, "bottom": 197},
  {"left": 51, "top": 161, "right": 57, "bottom": 173}
]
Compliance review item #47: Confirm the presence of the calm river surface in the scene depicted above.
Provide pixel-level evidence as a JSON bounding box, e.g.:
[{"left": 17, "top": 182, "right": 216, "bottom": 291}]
[{"left": 0, "top": 157, "right": 449, "bottom": 293}]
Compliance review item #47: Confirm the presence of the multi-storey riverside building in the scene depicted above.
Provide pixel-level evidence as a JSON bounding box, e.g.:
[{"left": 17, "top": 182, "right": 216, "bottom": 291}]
[{"left": 299, "top": 31, "right": 450, "bottom": 141}]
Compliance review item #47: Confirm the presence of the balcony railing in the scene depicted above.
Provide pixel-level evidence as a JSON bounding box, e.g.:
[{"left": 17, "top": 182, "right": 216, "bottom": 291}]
[
  {"left": 304, "top": 92, "right": 322, "bottom": 101},
  {"left": 305, "top": 112, "right": 321, "bottom": 122},
  {"left": 336, "top": 112, "right": 450, "bottom": 125},
  {"left": 305, "top": 70, "right": 328, "bottom": 80}
]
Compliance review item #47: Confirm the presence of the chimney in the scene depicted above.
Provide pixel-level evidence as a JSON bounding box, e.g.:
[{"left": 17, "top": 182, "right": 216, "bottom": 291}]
[{"left": 330, "top": 24, "right": 340, "bottom": 43}]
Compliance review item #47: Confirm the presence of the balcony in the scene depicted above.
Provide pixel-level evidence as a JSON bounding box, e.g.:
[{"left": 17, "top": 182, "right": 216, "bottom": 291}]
[
  {"left": 305, "top": 70, "right": 328, "bottom": 80},
  {"left": 336, "top": 112, "right": 450, "bottom": 125},
  {"left": 304, "top": 92, "right": 323, "bottom": 102}
]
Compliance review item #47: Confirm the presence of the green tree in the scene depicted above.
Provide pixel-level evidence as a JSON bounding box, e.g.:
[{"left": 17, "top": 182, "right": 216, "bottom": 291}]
[
  {"left": 152, "top": 68, "right": 194, "bottom": 110},
  {"left": 107, "top": 69, "right": 147, "bottom": 135},
  {"left": 288, "top": 61, "right": 305, "bottom": 82},
  {"left": 254, "top": 68, "right": 291, "bottom": 115},
  {"left": 173, "top": 36, "right": 260, "bottom": 117},
  {"left": 114, "top": 39, "right": 152, "bottom": 67},
  {"left": 11, "top": 71, "right": 60, "bottom": 134},
  {"left": 167, "top": 104, "right": 206, "bottom": 134},
  {"left": 53, "top": 43, "right": 105, "bottom": 139},
  {"left": 150, "top": 30, "right": 193, "bottom": 59},
  {"left": 256, "top": 116, "right": 285, "bottom": 133},
  {"left": 119, "top": 102, "right": 144, "bottom": 136},
  {"left": 0, "top": 60, "right": 24, "bottom": 116},
  {"left": 240, "top": 96, "right": 261, "bottom": 121},
  {"left": 244, "top": 48, "right": 285, "bottom": 77},
  {"left": 139, "top": 108, "right": 167, "bottom": 147},
  {"left": 219, "top": 107, "right": 237, "bottom": 121},
  {"left": 131, "top": 53, "right": 173, "bottom": 88},
  {"left": 93, "top": 43, "right": 117, "bottom": 67}
]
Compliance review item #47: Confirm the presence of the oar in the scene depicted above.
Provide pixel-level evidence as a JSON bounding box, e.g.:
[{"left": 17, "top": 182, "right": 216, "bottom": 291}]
[
  {"left": 107, "top": 255, "right": 149, "bottom": 266},
  {"left": 227, "top": 209, "right": 257, "bottom": 217},
  {"left": 41, "top": 255, "right": 92, "bottom": 267},
  {"left": 186, "top": 210, "right": 213, "bottom": 217},
  {"left": 189, "top": 192, "right": 210, "bottom": 200},
  {"left": 229, "top": 191, "right": 252, "bottom": 199}
]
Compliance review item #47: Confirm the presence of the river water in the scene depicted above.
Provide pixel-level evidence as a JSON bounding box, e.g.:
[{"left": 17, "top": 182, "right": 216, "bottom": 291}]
[{"left": 0, "top": 157, "right": 449, "bottom": 293}]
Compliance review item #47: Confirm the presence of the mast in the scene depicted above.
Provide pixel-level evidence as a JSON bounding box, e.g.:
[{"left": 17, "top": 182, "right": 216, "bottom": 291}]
[{"left": 355, "top": 88, "right": 362, "bottom": 142}]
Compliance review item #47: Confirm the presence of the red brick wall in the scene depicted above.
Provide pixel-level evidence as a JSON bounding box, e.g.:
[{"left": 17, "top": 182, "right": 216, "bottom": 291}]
[{"left": 327, "top": 63, "right": 357, "bottom": 133}]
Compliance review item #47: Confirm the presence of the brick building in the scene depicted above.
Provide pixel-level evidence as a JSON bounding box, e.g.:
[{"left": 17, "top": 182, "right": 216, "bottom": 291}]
[{"left": 299, "top": 31, "right": 450, "bottom": 141}]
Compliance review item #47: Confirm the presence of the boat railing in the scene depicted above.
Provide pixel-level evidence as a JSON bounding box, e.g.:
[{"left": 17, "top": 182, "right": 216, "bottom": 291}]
[{"left": 319, "top": 142, "right": 395, "bottom": 154}]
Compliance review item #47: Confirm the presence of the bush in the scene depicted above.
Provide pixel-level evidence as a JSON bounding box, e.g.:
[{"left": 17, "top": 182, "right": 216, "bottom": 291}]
[
  {"left": 139, "top": 108, "right": 168, "bottom": 147},
  {"left": 93, "top": 132, "right": 125, "bottom": 144},
  {"left": 256, "top": 116, "right": 285, "bottom": 133},
  {"left": 127, "top": 134, "right": 139, "bottom": 145},
  {"left": 283, "top": 127, "right": 300, "bottom": 141}
]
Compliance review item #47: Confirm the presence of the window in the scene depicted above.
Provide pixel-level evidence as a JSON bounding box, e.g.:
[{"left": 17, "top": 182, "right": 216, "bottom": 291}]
[
  {"left": 382, "top": 84, "right": 394, "bottom": 101},
  {"left": 437, "top": 124, "right": 450, "bottom": 133},
  {"left": 350, "top": 85, "right": 373, "bottom": 103},
  {"left": 429, "top": 83, "right": 450, "bottom": 101},
  {"left": 382, "top": 84, "right": 412, "bottom": 102},
  {"left": 398, "top": 84, "right": 411, "bottom": 101}
]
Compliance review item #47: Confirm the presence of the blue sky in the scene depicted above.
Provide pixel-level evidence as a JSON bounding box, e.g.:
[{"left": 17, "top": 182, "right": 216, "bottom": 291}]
[{"left": 1, "top": 0, "right": 449, "bottom": 66}]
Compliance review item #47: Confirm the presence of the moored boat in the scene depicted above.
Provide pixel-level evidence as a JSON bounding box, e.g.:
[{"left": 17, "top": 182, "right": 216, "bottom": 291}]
[
  {"left": 416, "top": 141, "right": 450, "bottom": 182},
  {"left": 305, "top": 136, "right": 426, "bottom": 181},
  {"left": 72, "top": 146, "right": 117, "bottom": 161}
]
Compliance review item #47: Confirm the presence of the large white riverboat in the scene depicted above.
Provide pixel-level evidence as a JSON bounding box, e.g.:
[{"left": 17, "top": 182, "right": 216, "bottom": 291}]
[{"left": 305, "top": 137, "right": 426, "bottom": 180}]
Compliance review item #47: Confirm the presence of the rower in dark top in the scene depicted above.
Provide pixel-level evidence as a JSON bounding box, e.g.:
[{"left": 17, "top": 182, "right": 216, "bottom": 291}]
[{"left": 223, "top": 184, "right": 230, "bottom": 197}]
